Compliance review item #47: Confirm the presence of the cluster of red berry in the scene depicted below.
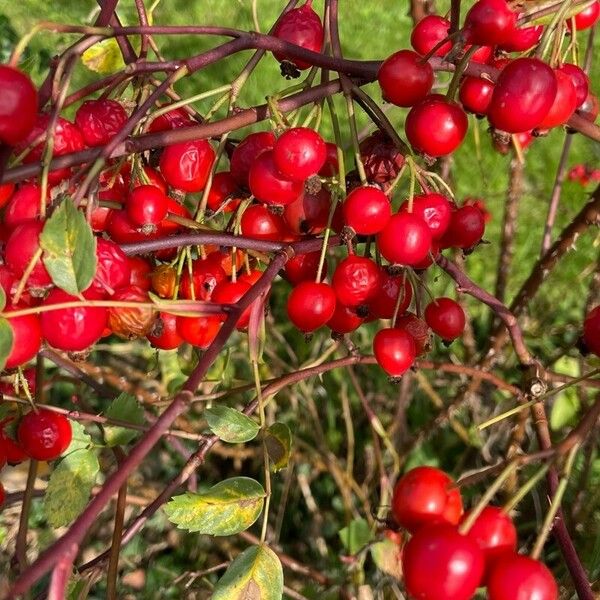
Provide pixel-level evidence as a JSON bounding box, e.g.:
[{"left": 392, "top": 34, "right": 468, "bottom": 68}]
[
  {"left": 390, "top": 466, "right": 557, "bottom": 600},
  {"left": 568, "top": 163, "right": 600, "bottom": 186}
]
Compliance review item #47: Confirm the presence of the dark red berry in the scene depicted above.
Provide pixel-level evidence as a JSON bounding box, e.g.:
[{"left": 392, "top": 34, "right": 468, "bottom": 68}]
[
  {"left": 359, "top": 131, "right": 406, "bottom": 184},
  {"left": 75, "top": 99, "right": 128, "bottom": 147},
  {"left": 373, "top": 327, "right": 416, "bottom": 377},
  {"left": 107, "top": 209, "right": 148, "bottom": 244},
  {"left": 91, "top": 238, "right": 131, "bottom": 296},
  {"left": 319, "top": 142, "right": 339, "bottom": 177},
  {"left": 159, "top": 140, "right": 215, "bottom": 192},
  {"left": 179, "top": 256, "right": 227, "bottom": 302},
  {"left": 17, "top": 410, "right": 72, "bottom": 461},
  {"left": 0, "top": 418, "right": 28, "bottom": 464},
  {"left": 249, "top": 150, "right": 304, "bottom": 207},
  {"left": 424, "top": 297, "right": 466, "bottom": 342},
  {"left": 377, "top": 212, "right": 432, "bottom": 266},
  {"left": 230, "top": 132, "right": 276, "bottom": 187},
  {"left": 441, "top": 204, "right": 486, "bottom": 250},
  {"left": 395, "top": 312, "right": 431, "bottom": 355},
  {"left": 284, "top": 188, "right": 330, "bottom": 235},
  {"left": 126, "top": 184, "right": 169, "bottom": 231},
  {"left": 128, "top": 257, "right": 153, "bottom": 291},
  {"left": 287, "top": 281, "right": 336, "bottom": 332},
  {"left": 578, "top": 92, "right": 599, "bottom": 123},
  {"left": 0, "top": 65, "right": 38, "bottom": 145},
  {"left": 0, "top": 182, "right": 15, "bottom": 210},
  {"left": 332, "top": 255, "right": 381, "bottom": 308},
  {"left": 583, "top": 305, "right": 600, "bottom": 356},
  {"left": 367, "top": 269, "right": 413, "bottom": 320},
  {"left": 207, "top": 171, "right": 242, "bottom": 213},
  {"left": 378, "top": 50, "right": 434, "bottom": 108},
  {"left": 463, "top": 0, "right": 517, "bottom": 46},
  {"left": 488, "top": 554, "right": 558, "bottom": 600},
  {"left": 411, "top": 15, "right": 452, "bottom": 56},
  {"left": 273, "top": 127, "right": 326, "bottom": 181}
]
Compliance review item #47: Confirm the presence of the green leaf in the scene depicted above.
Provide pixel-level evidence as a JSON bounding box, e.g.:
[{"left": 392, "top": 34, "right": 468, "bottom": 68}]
[
  {"left": 0, "top": 318, "right": 14, "bottom": 371},
  {"left": 339, "top": 518, "right": 373, "bottom": 555},
  {"left": 81, "top": 38, "right": 126, "bottom": 74},
  {"left": 164, "top": 477, "right": 265, "bottom": 536},
  {"left": 104, "top": 393, "right": 145, "bottom": 447},
  {"left": 40, "top": 197, "right": 97, "bottom": 295},
  {"left": 550, "top": 389, "right": 581, "bottom": 430},
  {"left": 64, "top": 419, "right": 92, "bottom": 454},
  {"left": 205, "top": 406, "right": 259, "bottom": 443},
  {"left": 370, "top": 538, "right": 403, "bottom": 579},
  {"left": 264, "top": 422, "right": 292, "bottom": 472},
  {"left": 213, "top": 544, "right": 283, "bottom": 600},
  {"left": 44, "top": 449, "right": 99, "bottom": 528}
]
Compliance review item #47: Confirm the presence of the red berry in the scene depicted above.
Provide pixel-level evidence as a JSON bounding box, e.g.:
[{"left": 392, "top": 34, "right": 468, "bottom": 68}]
[
  {"left": 91, "top": 238, "right": 131, "bottom": 296},
  {"left": 425, "top": 297, "right": 466, "bottom": 342},
  {"left": 406, "top": 95, "right": 468, "bottom": 156},
  {"left": 147, "top": 312, "right": 184, "bottom": 350},
  {"left": 5, "top": 309, "right": 42, "bottom": 369},
  {"left": 3, "top": 183, "right": 46, "bottom": 229},
  {"left": 238, "top": 269, "right": 264, "bottom": 286},
  {"left": 230, "top": 132, "right": 276, "bottom": 187},
  {"left": 126, "top": 185, "right": 169, "bottom": 231},
  {"left": 319, "top": 142, "right": 339, "bottom": 177},
  {"left": 176, "top": 315, "right": 221, "bottom": 348},
  {"left": 5, "top": 221, "right": 52, "bottom": 288},
  {"left": 287, "top": 281, "right": 336, "bottom": 332},
  {"left": 212, "top": 280, "right": 253, "bottom": 330},
  {"left": 157, "top": 197, "right": 191, "bottom": 238},
  {"left": 566, "top": 0, "right": 599, "bottom": 30},
  {"left": 123, "top": 165, "right": 168, "bottom": 195},
  {"left": 373, "top": 327, "right": 416, "bottom": 377},
  {"left": 537, "top": 69, "right": 578, "bottom": 130},
  {"left": 207, "top": 171, "right": 242, "bottom": 213},
  {"left": 0, "top": 418, "right": 28, "bottom": 464},
  {"left": 75, "top": 99, "right": 128, "bottom": 147},
  {"left": 498, "top": 24, "right": 543, "bottom": 52},
  {"left": 392, "top": 466, "right": 463, "bottom": 532},
  {"left": 401, "top": 193, "right": 453, "bottom": 240},
  {"left": 147, "top": 105, "right": 194, "bottom": 133},
  {"left": 367, "top": 268, "right": 413, "bottom": 320},
  {"left": 441, "top": 204, "right": 486, "bottom": 250},
  {"left": 488, "top": 58, "right": 557, "bottom": 133},
  {"left": 402, "top": 524, "right": 484, "bottom": 600},
  {"left": 459, "top": 76, "right": 494, "bottom": 116},
  {"left": 583, "top": 305, "right": 600, "bottom": 356},
  {"left": 462, "top": 506, "right": 517, "bottom": 578},
  {"left": 284, "top": 251, "right": 325, "bottom": 285},
  {"left": 240, "top": 205, "right": 289, "bottom": 241},
  {"left": 558, "top": 64, "right": 590, "bottom": 108},
  {"left": 283, "top": 188, "right": 330, "bottom": 235},
  {"left": 0, "top": 182, "right": 15, "bottom": 210},
  {"left": 343, "top": 186, "right": 391, "bottom": 235},
  {"left": 0, "top": 65, "right": 38, "bottom": 145},
  {"left": 378, "top": 50, "right": 434, "bottom": 108},
  {"left": 107, "top": 209, "right": 149, "bottom": 244},
  {"left": 411, "top": 15, "right": 452, "bottom": 56},
  {"left": 17, "top": 410, "right": 72, "bottom": 461},
  {"left": 463, "top": 0, "right": 517, "bottom": 46},
  {"left": 249, "top": 150, "right": 304, "bottom": 207},
  {"left": 128, "top": 256, "right": 153, "bottom": 291},
  {"left": 159, "top": 140, "right": 215, "bottom": 192},
  {"left": 377, "top": 213, "right": 432, "bottom": 266},
  {"left": 488, "top": 554, "right": 558, "bottom": 600},
  {"left": 327, "top": 303, "right": 364, "bottom": 334},
  {"left": 41, "top": 288, "right": 108, "bottom": 352},
  {"left": 359, "top": 131, "right": 406, "bottom": 184},
  {"left": 180, "top": 256, "right": 227, "bottom": 301},
  {"left": 273, "top": 127, "right": 326, "bottom": 181},
  {"left": 395, "top": 312, "right": 431, "bottom": 355},
  {"left": 272, "top": 2, "right": 324, "bottom": 70},
  {"left": 332, "top": 255, "right": 381, "bottom": 308}
]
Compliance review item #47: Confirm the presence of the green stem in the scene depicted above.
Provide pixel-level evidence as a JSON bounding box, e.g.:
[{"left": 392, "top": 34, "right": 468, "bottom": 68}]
[{"left": 503, "top": 462, "right": 552, "bottom": 513}]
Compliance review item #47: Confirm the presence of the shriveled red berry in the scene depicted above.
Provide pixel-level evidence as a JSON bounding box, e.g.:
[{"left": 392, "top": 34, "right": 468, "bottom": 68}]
[
  {"left": 373, "top": 327, "right": 416, "bottom": 377},
  {"left": 343, "top": 186, "right": 391, "bottom": 235},
  {"left": 17, "top": 410, "right": 72, "bottom": 461},
  {"left": 75, "top": 98, "right": 128, "bottom": 147},
  {"left": 411, "top": 15, "right": 452, "bottom": 56},
  {"left": 395, "top": 312, "right": 431, "bottom": 355},
  {"left": 0, "top": 65, "right": 38, "bottom": 145},
  {"left": 367, "top": 268, "right": 413, "bottom": 320},
  {"left": 488, "top": 555, "right": 558, "bottom": 600},
  {"left": 359, "top": 131, "right": 406, "bottom": 184},
  {"left": 332, "top": 255, "right": 381, "bottom": 308},
  {"left": 249, "top": 150, "right": 304, "bottom": 207},
  {"left": 91, "top": 238, "right": 131, "bottom": 296},
  {"left": 401, "top": 193, "right": 453, "bottom": 240},
  {"left": 273, "top": 127, "right": 326, "bottom": 181},
  {"left": 377, "top": 213, "right": 432, "bottom": 266},
  {"left": 180, "top": 256, "right": 227, "bottom": 301},
  {"left": 108, "top": 286, "right": 157, "bottom": 339},
  {"left": 463, "top": 0, "right": 517, "bottom": 46},
  {"left": 287, "top": 281, "right": 336, "bottom": 332},
  {"left": 230, "top": 131, "right": 276, "bottom": 187},
  {"left": 176, "top": 315, "right": 221, "bottom": 348},
  {"left": 147, "top": 312, "right": 184, "bottom": 350},
  {"left": 425, "top": 297, "right": 466, "bottom": 342},
  {"left": 5, "top": 309, "right": 42, "bottom": 369},
  {"left": 284, "top": 188, "right": 330, "bottom": 235},
  {"left": 378, "top": 50, "right": 434, "bottom": 108},
  {"left": 126, "top": 184, "right": 169, "bottom": 231},
  {"left": 159, "top": 140, "right": 215, "bottom": 192}
]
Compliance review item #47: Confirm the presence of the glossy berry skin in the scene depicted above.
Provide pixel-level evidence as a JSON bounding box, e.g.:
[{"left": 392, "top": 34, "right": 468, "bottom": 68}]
[
  {"left": 248, "top": 150, "right": 304, "bottom": 207},
  {"left": 583, "top": 305, "right": 600, "bottom": 356},
  {"left": 459, "top": 76, "right": 494, "bottom": 116},
  {"left": 5, "top": 310, "right": 43, "bottom": 369},
  {"left": 463, "top": 0, "right": 517, "bottom": 46},
  {"left": 41, "top": 289, "right": 108, "bottom": 352},
  {"left": 462, "top": 506, "right": 517, "bottom": 577},
  {"left": 159, "top": 140, "right": 215, "bottom": 192},
  {"left": 377, "top": 213, "right": 432, "bottom": 266},
  {"left": 499, "top": 25, "right": 543, "bottom": 52},
  {"left": 176, "top": 315, "right": 221, "bottom": 348},
  {"left": 128, "top": 257, "right": 152, "bottom": 291},
  {"left": 373, "top": 328, "right": 416, "bottom": 377},
  {"left": 567, "top": 0, "right": 599, "bottom": 30},
  {"left": 230, "top": 131, "right": 276, "bottom": 186},
  {"left": 272, "top": 2, "right": 324, "bottom": 70},
  {"left": 488, "top": 58, "right": 557, "bottom": 133},
  {"left": 537, "top": 69, "right": 578, "bottom": 129},
  {"left": 5, "top": 221, "right": 52, "bottom": 288},
  {"left": 392, "top": 466, "right": 463, "bottom": 532},
  {"left": 395, "top": 312, "right": 430, "bottom": 355},
  {"left": 406, "top": 95, "right": 468, "bottom": 157},
  {"left": 75, "top": 99, "right": 128, "bottom": 147},
  {"left": 0, "top": 182, "right": 15, "bottom": 209},
  {"left": 424, "top": 298, "right": 466, "bottom": 342},
  {"left": 487, "top": 555, "right": 558, "bottom": 600},
  {"left": 240, "top": 205, "right": 289, "bottom": 241},
  {"left": 273, "top": 127, "right": 326, "bottom": 181},
  {"left": 332, "top": 255, "right": 381, "bottom": 308},
  {"left": 147, "top": 105, "right": 193, "bottom": 133},
  {"left": 558, "top": 64, "right": 589, "bottom": 107},
  {"left": 327, "top": 303, "right": 364, "bottom": 334},
  {"left": 411, "top": 15, "right": 452, "bottom": 56},
  {"left": 17, "top": 410, "right": 72, "bottom": 461},
  {"left": 343, "top": 186, "right": 391, "bottom": 235},
  {"left": 147, "top": 312, "right": 184, "bottom": 350},
  {"left": 107, "top": 210, "right": 148, "bottom": 244},
  {"left": 402, "top": 193, "right": 453, "bottom": 240},
  {"left": 378, "top": 50, "right": 434, "bottom": 108},
  {"left": 283, "top": 189, "right": 330, "bottom": 235},
  {"left": 287, "top": 281, "right": 336, "bottom": 332},
  {"left": 212, "top": 280, "right": 253, "bottom": 330},
  {"left": 402, "top": 524, "right": 484, "bottom": 600},
  {"left": 91, "top": 238, "right": 131, "bottom": 296},
  {"left": 108, "top": 286, "right": 157, "bottom": 339},
  {"left": 284, "top": 251, "right": 325, "bottom": 285},
  {"left": 0, "top": 65, "right": 38, "bottom": 145},
  {"left": 122, "top": 165, "right": 168, "bottom": 195},
  {"left": 4, "top": 183, "right": 46, "bottom": 229},
  {"left": 367, "top": 269, "right": 413, "bottom": 320},
  {"left": 126, "top": 185, "right": 169, "bottom": 230},
  {"left": 441, "top": 204, "right": 486, "bottom": 250},
  {"left": 207, "top": 171, "right": 242, "bottom": 213},
  {"left": 359, "top": 131, "right": 405, "bottom": 184},
  {"left": 319, "top": 142, "right": 339, "bottom": 177}
]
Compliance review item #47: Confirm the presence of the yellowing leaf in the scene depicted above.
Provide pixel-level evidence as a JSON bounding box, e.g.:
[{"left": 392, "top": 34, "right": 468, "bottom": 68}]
[
  {"left": 264, "top": 422, "right": 292, "bottom": 472},
  {"left": 81, "top": 38, "right": 125, "bottom": 74}
]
